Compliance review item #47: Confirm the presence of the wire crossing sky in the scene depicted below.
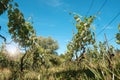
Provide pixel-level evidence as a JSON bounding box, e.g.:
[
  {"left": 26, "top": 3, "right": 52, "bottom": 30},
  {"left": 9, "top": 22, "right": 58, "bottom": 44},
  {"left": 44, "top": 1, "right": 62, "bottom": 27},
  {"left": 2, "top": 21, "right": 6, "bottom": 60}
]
[
  {"left": 0, "top": 0, "right": 120, "bottom": 54},
  {"left": 86, "top": 0, "right": 94, "bottom": 16},
  {"left": 97, "top": 12, "right": 120, "bottom": 36},
  {"left": 97, "top": 0, "right": 107, "bottom": 13}
]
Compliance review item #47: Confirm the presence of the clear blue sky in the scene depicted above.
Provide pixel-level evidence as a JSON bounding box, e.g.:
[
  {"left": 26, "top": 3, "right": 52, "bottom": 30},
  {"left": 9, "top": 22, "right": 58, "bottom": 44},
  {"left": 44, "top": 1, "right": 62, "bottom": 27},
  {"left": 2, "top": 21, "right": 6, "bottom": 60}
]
[{"left": 0, "top": 0, "right": 120, "bottom": 54}]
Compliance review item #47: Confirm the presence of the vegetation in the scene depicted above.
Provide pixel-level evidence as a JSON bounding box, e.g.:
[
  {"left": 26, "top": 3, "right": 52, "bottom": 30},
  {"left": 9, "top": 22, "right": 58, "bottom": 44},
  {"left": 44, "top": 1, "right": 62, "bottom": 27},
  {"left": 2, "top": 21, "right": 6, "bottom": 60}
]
[
  {"left": 116, "top": 24, "right": 120, "bottom": 44},
  {"left": 0, "top": 0, "right": 120, "bottom": 80}
]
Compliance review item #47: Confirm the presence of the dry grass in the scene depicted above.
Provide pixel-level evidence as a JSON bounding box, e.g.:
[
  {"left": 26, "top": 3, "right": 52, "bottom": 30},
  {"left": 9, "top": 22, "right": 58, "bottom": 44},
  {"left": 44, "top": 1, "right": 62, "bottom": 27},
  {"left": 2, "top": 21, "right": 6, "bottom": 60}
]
[{"left": 0, "top": 68, "right": 11, "bottom": 80}]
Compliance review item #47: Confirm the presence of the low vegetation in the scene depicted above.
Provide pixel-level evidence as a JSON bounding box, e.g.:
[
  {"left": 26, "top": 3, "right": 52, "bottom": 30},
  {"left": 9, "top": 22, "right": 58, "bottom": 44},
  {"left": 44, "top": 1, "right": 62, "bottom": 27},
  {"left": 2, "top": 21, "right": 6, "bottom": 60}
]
[{"left": 0, "top": 0, "right": 120, "bottom": 80}]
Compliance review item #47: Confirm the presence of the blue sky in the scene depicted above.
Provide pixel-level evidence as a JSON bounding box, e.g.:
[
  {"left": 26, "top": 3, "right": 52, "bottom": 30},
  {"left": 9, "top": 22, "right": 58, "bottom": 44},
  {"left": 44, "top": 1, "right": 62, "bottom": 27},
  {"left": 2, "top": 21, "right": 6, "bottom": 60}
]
[{"left": 0, "top": 0, "right": 120, "bottom": 54}]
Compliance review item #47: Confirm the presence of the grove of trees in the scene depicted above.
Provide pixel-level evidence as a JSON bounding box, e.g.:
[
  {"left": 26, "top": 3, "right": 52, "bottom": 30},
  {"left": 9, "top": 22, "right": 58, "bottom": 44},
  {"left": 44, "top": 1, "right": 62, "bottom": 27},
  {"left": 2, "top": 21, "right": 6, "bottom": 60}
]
[{"left": 0, "top": 0, "right": 120, "bottom": 80}]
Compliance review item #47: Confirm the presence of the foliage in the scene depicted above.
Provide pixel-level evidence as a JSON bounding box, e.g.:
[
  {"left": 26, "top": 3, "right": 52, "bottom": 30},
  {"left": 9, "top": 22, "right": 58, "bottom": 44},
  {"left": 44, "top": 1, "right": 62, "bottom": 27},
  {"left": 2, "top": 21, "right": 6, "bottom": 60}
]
[
  {"left": 116, "top": 24, "right": 120, "bottom": 44},
  {"left": 36, "top": 36, "right": 58, "bottom": 54},
  {"left": 24, "top": 36, "right": 60, "bottom": 71},
  {"left": 7, "top": 3, "right": 36, "bottom": 48},
  {"left": 0, "top": 0, "right": 120, "bottom": 79},
  {"left": 0, "top": 0, "right": 11, "bottom": 15},
  {"left": 66, "top": 14, "right": 96, "bottom": 60},
  {"left": 2, "top": 1, "right": 37, "bottom": 73}
]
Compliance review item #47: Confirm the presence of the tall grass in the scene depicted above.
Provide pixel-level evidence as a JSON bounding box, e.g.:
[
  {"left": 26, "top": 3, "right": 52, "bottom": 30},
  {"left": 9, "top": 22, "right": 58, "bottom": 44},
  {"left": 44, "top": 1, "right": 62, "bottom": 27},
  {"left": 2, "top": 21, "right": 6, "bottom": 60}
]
[{"left": 0, "top": 50, "right": 120, "bottom": 80}]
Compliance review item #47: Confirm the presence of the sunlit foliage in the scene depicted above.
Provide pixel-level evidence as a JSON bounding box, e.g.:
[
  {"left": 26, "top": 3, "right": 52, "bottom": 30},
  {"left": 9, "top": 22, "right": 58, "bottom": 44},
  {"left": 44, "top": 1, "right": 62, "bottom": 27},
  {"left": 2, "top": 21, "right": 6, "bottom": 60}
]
[
  {"left": 116, "top": 24, "right": 120, "bottom": 44},
  {"left": 7, "top": 3, "right": 36, "bottom": 48},
  {"left": 0, "top": 1, "right": 120, "bottom": 80},
  {"left": 66, "top": 14, "right": 96, "bottom": 60}
]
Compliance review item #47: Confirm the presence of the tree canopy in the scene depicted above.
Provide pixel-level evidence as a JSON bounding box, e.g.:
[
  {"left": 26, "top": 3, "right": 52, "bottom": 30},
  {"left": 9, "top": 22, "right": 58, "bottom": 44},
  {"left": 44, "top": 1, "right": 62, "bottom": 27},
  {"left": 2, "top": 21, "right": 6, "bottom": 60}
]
[{"left": 7, "top": 2, "right": 36, "bottom": 48}]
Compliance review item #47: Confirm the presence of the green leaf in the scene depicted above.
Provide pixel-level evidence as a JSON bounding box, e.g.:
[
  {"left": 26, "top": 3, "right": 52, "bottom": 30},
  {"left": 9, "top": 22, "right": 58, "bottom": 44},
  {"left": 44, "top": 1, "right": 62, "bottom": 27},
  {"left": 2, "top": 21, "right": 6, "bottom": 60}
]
[
  {"left": 76, "top": 18, "right": 81, "bottom": 22},
  {"left": 118, "top": 24, "right": 120, "bottom": 31},
  {"left": 76, "top": 24, "right": 80, "bottom": 29},
  {"left": 80, "top": 22, "right": 84, "bottom": 26},
  {"left": 116, "top": 40, "right": 120, "bottom": 44},
  {"left": 116, "top": 33, "right": 120, "bottom": 39},
  {"left": 74, "top": 15, "right": 79, "bottom": 19},
  {"left": 14, "top": 3, "right": 19, "bottom": 7},
  {"left": 8, "top": 4, "right": 12, "bottom": 9},
  {"left": 14, "top": 8, "right": 19, "bottom": 13}
]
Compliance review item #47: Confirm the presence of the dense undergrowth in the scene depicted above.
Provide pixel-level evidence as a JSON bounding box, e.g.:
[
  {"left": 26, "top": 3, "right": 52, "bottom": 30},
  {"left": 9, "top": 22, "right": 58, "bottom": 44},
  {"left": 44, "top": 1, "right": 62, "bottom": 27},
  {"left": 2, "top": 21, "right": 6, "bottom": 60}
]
[{"left": 0, "top": 48, "right": 120, "bottom": 80}]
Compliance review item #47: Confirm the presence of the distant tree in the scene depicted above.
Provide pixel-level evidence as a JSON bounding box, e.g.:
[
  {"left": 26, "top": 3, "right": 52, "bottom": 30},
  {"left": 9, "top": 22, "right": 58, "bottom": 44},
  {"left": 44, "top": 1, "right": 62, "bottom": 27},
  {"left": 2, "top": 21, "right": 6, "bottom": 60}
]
[
  {"left": 28, "top": 36, "right": 59, "bottom": 70},
  {"left": 36, "top": 36, "right": 58, "bottom": 54}
]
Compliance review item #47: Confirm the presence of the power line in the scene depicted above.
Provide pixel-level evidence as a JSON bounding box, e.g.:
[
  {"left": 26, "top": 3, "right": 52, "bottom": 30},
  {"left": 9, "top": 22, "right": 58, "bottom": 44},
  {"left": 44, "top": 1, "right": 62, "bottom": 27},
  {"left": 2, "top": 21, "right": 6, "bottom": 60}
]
[
  {"left": 97, "top": 0, "right": 107, "bottom": 14},
  {"left": 97, "top": 12, "right": 120, "bottom": 36},
  {"left": 86, "top": 0, "right": 94, "bottom": 16},
  {"left": 94, "top": 0, "right": 107, "bottom": 32},
  {"left": 108, "top": 37, "right": 115, "bottom": 42}
]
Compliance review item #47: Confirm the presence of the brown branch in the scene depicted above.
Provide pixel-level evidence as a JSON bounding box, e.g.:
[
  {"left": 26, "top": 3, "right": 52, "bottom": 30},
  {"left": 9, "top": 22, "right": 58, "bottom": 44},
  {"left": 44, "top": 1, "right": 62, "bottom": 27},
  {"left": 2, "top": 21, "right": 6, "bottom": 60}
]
[{"left": 0, "top": 34, "right": 6, "bottom": 42}]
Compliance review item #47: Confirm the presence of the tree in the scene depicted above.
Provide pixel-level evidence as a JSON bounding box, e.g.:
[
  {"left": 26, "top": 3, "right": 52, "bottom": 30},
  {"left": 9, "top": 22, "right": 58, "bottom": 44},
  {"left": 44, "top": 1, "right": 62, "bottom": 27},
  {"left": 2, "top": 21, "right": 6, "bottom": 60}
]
[
  {"left": 30, "top": 36, "right": 59, "bottom": 70},
  {"left": 66, "top": 14, "right": 96, "bottom": 61},
  {"left": 7, "top": 2, "right": 36, "bottom": 72},
  {"left": 36, "top": 36, "right": 58, "bottom": 54}
]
